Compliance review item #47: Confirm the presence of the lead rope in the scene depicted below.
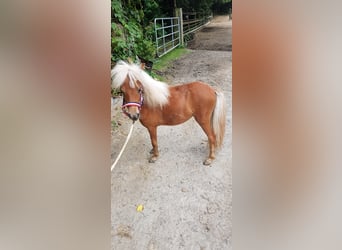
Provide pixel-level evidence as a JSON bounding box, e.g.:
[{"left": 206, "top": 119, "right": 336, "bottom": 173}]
[{"left": 111, "top": 122, "right": 135, "bottom": 171}]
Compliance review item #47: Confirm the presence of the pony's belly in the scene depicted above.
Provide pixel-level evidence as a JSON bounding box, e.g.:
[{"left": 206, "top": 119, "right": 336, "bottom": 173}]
[
  {"left": 160, "top": 111, "right": 192, "bottom": 125},
  {"left": 140, "top": 99, "right": 194, "bottom": 125}
]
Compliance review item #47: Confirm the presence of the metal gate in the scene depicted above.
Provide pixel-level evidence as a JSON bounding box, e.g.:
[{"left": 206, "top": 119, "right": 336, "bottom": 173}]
[{"left": 154, "top": 17, "right": 180, "bottom": 57}]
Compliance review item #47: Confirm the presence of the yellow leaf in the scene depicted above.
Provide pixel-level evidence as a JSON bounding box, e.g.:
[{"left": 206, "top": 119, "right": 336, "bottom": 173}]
[{"left": 136, "top": 204, "right": 144, "bottom": 212}]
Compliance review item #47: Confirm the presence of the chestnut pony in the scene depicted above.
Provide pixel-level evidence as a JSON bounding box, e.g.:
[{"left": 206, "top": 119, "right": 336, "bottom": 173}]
[{"left": 111, "top": 61, "right": 226, "bottom": 165}]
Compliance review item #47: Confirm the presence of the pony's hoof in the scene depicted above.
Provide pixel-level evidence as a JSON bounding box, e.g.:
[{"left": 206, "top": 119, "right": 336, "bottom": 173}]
[
  {"left": 149, "top": 156, "right": 157, "bottom": 163},
  {"left": 203, "top": 158, "right": 213, "bottom": 166}
]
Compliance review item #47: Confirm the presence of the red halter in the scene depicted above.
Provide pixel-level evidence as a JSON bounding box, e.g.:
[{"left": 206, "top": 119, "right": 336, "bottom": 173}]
[{"left": 121, "top": 88, "right": 144, "bottom": 117}]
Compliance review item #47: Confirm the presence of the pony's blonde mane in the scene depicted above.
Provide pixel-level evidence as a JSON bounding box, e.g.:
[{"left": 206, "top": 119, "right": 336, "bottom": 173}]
[{"left": 111, "top": 61, "right": 170, "bottom": 108}]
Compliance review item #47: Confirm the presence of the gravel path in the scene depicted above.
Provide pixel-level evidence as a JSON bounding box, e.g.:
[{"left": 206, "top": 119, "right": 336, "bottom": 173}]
[{"left": 111, "top": 15, "right": 232, "bottom": 250}]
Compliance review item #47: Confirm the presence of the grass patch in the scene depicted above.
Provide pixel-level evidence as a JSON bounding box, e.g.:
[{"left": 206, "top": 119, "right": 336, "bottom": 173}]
[
  {"left": 111, "top": 88, "right": 122, "bottom": 97},
  {"left": 111, "top": 120, "right": 119, "bottom": 130},
  {"left": 153, "top": 47, "right": 191, "bottom": 71}
]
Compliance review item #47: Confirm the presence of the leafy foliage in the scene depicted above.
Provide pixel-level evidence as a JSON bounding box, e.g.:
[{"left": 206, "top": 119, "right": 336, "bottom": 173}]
[
  {"left": 111, "top": 0, "right": 160, "bottom": 64},
  {"left": 158, "top": 0, "right": 232, "bottom": 15},
  {"left": 212, "top": 0, "right": 232, "bottom": 14}
]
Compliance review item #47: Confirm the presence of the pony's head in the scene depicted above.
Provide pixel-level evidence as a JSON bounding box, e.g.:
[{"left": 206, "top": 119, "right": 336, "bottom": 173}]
[
  {"left": 118, "top": 74, "right": 143, "bottom": 121},
  {"left": 111, "top": 61, "right": 170, "bottom": 121}
]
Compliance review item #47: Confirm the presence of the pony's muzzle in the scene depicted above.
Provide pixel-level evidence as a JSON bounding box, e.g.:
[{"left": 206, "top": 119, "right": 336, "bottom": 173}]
[
  {"left": 122, "top": 102, "right": 141, "bottom": 121},
  {"left": 129, "top": 113, "right": 140, "bottom": 121},
  {"left": 127, "top": 106, "right": 140, "bottom": 121}
]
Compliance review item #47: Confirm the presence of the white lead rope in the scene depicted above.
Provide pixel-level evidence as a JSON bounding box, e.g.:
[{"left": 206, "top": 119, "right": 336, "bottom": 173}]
[{"left": 111, "top": 122, "right": 135, "bottom": 171}]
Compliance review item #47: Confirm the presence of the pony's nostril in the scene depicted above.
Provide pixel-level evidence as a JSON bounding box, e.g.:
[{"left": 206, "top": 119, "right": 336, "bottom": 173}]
[
  {"left": 130, "top": 113, "right": 139, "bottom": 121},
  {"left": 134, "top": 114, "right": 140, "bottom": 121}
]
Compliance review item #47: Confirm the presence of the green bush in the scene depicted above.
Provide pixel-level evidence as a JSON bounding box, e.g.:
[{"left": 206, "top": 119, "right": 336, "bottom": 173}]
[{"left": 111, "top": 0, "right": 158, "bottom": 64}]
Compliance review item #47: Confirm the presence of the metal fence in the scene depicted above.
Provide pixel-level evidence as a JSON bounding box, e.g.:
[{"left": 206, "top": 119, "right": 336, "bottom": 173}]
[
  {"left": 182, "top": 12, "right": 212, "bottom": 36},
  {"left": 154, "top": 17, "right": 180, "bottom": 57}
]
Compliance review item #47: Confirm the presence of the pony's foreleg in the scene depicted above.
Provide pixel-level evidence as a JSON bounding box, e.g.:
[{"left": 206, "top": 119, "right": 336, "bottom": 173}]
[{"left": 147, "top": 126, "right": 159, "bottom": 163}]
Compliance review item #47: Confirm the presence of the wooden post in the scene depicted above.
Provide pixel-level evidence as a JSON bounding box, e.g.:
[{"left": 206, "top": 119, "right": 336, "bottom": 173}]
[{"left": 175, "top": 8, "right": 183, "bottom": 46}]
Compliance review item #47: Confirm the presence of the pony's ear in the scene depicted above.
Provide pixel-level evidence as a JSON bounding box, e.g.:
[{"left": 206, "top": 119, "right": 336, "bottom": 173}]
[
  {"left": 136, "top": 80, "right": 143, "bottom": 89},
  {"left": 140, "top": 63, "right": 146, "bottom": 70}
]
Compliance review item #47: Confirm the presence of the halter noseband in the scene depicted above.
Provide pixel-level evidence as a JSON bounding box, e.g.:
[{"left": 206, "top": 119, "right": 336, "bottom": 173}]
[{"left": 121, "top": 88, "right": 144, "bottom": 117}]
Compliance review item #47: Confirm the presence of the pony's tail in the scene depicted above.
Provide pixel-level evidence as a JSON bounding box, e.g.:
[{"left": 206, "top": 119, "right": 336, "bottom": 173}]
[{"left": 212, "top": 91, "right": 226, "bottom": 148}]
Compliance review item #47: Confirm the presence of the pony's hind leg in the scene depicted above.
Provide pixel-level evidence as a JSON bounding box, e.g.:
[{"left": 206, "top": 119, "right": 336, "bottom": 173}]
[
  {"left": 147, "top": 126, "right": 159, "bottom": 163},
  {"left": 195, "top": 117, "right": 216, "bottom": 165},
  {"left": 203, "top": 127, "right": 216, "bottom": 165}
]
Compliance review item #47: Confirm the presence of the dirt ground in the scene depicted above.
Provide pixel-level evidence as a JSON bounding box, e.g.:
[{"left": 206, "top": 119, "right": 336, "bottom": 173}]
[{"left": 111, "top": 15, "right": 232, "bottom": 250}]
